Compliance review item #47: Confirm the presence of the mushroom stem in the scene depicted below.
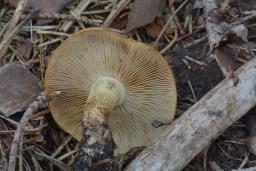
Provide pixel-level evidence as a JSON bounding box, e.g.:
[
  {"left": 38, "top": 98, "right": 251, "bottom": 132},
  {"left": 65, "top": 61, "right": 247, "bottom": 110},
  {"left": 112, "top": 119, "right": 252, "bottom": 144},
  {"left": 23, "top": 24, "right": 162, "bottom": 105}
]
[
  {"left": 83, "top": 76, "right": 126, "bottom": 124},
  {"left": 73, "top": 76, "right": 125, "bottom": 171}
]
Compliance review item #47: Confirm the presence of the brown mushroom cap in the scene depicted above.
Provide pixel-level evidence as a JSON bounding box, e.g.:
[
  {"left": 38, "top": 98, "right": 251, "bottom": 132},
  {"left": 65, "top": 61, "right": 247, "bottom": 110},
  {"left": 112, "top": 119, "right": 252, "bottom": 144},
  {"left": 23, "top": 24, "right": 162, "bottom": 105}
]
[{"left": 44, "top": 28, "right": 177, "bottom": 155}]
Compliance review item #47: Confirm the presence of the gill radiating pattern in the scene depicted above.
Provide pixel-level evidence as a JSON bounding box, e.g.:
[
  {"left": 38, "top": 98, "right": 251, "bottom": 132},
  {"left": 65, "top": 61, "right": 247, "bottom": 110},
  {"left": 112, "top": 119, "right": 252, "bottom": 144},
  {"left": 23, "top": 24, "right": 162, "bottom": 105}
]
[{"left": 45, "top": 28, "right": 177, "bottom": 154}]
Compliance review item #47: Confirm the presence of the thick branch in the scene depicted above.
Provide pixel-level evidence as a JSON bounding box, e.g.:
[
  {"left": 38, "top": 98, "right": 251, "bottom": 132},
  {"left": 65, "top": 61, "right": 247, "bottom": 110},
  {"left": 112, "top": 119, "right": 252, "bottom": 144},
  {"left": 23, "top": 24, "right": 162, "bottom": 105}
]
[{"left": 125, "top": 57, "right": 256, "bottom": 171}]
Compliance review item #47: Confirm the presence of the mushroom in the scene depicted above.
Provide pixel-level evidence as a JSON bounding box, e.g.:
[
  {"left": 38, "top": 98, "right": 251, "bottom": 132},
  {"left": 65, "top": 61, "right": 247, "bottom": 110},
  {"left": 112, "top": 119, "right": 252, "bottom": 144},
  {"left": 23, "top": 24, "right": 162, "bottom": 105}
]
[{"left": 44, "top": 28, "right": 177, "bottom": 157}]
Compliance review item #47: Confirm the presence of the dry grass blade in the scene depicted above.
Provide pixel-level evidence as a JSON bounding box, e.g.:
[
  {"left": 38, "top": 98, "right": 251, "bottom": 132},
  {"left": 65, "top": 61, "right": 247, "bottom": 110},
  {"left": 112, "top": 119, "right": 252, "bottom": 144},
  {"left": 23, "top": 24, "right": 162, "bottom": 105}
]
[
  {"left": 51, "top": 136, "right": 72, "bottom": 158},
  {"left": 57, "top": 149, "right": 77, "bottom": 160},
  {"left": 238, "top": 153, "right": 249, "bottom": 169},
  {"left": 34, "top": 151, "right": 70, "bottom": 171}
]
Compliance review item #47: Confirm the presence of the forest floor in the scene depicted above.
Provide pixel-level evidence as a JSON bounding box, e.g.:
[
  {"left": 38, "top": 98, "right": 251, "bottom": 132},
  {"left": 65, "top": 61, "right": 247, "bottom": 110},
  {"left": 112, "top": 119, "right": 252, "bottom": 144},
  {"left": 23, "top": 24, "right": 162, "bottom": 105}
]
[{"left": 0, "top": 0, "right": 256, "bottom": 170}]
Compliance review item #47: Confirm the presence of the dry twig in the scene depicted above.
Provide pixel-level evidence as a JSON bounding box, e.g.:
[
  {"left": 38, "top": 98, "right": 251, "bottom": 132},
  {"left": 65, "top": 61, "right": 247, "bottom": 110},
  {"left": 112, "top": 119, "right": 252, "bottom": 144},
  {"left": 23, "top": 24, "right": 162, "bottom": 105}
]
[
  {"left": 8, "top": 91, "right": 60, "bottom": 171},
  {"left": 8, "top": 100, "right": 47, "bottom": 171}
]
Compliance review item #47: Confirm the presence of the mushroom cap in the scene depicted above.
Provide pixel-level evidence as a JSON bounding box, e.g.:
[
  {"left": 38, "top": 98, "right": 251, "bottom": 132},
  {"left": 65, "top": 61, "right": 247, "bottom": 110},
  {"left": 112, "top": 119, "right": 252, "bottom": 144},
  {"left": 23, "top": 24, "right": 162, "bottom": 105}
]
[{"left": 44, "top": 28, "right": 177, "bottom": 155}]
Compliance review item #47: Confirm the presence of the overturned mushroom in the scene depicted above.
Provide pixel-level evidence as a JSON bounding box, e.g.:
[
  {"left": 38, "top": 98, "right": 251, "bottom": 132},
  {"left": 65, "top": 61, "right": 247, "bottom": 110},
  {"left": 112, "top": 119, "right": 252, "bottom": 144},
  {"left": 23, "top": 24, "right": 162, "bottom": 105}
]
[{"left": 44, "top": 28, "right": 177, "bottom": 169}]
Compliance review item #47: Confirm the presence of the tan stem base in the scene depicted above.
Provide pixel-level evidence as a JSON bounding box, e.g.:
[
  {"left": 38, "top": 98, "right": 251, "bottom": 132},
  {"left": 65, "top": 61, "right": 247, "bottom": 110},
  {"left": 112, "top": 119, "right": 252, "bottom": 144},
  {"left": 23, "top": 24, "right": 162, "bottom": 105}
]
[{"left": 73, "top": 77, "right": 125, "bottom": 171}]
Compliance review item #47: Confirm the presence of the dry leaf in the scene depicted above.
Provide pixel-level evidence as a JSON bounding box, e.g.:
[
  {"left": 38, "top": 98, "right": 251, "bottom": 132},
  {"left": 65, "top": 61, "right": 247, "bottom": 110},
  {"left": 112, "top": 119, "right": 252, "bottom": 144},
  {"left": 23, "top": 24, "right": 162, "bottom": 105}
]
[
  {"left": 0, "top": 63, "right": 41, "bottom": 117},
  {"left": 14, "top": 36, "right": 33, "bottom": 59},
  {"left": 8, "top": 0, "right": 72, "bottom": 24},
  {"left": 125, "top": 0, "right": 165, "bottom": 32}
]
